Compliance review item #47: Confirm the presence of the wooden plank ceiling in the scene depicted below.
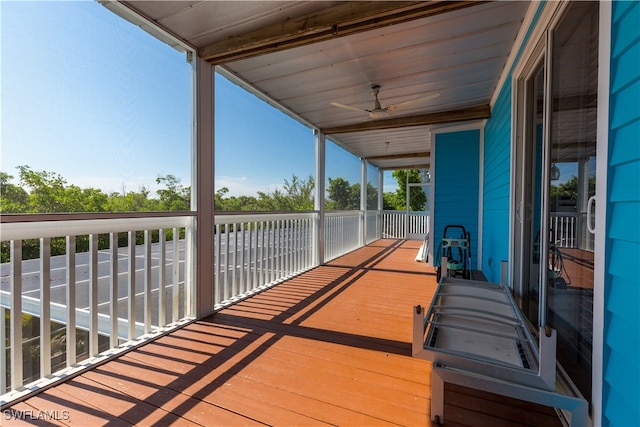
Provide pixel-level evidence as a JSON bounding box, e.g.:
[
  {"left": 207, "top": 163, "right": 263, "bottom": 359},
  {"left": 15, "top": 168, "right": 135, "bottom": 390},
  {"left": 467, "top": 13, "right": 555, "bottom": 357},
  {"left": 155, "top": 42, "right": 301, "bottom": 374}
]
[{"left": 117, "top": 1, "right": 531, "bottom": 170}]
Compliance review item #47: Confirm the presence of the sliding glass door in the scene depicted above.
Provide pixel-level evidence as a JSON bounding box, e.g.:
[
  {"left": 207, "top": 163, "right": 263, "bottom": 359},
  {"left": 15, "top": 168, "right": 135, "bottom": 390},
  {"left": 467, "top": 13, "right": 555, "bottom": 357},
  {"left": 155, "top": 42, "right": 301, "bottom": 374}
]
[
  {"left": 514, "top": 0, "right": 598, "bottom": 405},
  {"left": 547, "top": 1, "right": 598, "bottom": 403}
]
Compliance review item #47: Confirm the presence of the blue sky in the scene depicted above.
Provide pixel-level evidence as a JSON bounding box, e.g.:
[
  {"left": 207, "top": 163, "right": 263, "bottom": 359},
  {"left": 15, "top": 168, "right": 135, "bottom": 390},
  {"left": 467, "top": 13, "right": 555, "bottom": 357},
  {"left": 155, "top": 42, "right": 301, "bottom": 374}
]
[{"left": 2, "top": 0, "right": 382, "bottom": 198}]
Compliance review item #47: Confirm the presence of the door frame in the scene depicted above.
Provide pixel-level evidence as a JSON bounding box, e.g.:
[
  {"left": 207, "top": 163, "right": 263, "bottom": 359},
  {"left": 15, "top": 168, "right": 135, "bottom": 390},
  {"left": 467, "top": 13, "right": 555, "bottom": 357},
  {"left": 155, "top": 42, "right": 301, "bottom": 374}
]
[{"left": 509, "top": 0, "right": 610, "bottom": 422}]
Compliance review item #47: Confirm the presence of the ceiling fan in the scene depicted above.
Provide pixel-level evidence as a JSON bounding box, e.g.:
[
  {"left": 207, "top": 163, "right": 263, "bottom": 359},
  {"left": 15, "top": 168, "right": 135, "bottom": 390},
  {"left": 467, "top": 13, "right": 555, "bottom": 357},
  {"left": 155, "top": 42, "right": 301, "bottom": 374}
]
[{"left": 331, "top": 84, "right": 439, "bottom": 119}]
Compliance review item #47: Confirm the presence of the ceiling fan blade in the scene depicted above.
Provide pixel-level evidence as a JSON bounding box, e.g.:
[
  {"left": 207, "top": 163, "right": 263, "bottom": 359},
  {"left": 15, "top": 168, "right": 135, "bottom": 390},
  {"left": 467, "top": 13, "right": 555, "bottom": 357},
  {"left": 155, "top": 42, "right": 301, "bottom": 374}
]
[
  {"left": 385, "top": 92, "right": 440, "bottom": 112},
  {"left": 330, "top": 101, "right": 369, "bottom": 113}
]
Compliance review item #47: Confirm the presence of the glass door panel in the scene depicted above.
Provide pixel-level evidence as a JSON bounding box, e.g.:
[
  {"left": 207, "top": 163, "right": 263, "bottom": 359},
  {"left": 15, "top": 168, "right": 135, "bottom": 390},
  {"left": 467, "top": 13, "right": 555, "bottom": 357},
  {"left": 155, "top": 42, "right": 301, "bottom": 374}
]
[
  {"left": 547, "top": 1, "right": 598, "bottom": 402},
  {"left": 516, "top": 0, "right": 598, "bottom": 405},
  {"left": 523, "top": 65, "right": 546, "bottom": 326}
]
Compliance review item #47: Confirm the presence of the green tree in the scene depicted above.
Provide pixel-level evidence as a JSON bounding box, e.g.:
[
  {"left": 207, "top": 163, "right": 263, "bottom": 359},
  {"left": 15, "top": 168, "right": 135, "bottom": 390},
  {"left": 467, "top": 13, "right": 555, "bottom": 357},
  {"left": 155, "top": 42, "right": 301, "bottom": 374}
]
[
  {"left": 256, "top": 174, "right": 314, "bottom": 211},
  {"left": 219, "top": 193, "right": 263, "bottom": 211},
  {"left": 325, "top": 178, "right": 379, "bottom": 210},
  {"left": 106, "top": 186, "right": 153, "bottom": 212},
  {"left": 326, "top": 177, "right": 359, "bottom": 210},
  {"left": 0, "top": 172, "right": 29, "bottom": 213},
  {"left": 156, "top": 174, "right": 190, "bottom": 211},
  {"left": 216, "top": 174, "right": 314, "bottom": 212},
  {"left": 66, "top": 186, "right": 109, "bottom": 212},
  {"left": 390, "top": 169, "right": 428, "bottom": 211},
  {"left": 282, "top": 174, "right": 314, "bottom": 210},
  {"left": 0, "top": 167, "right": 189, "bottom": 262},
  {"left": 215, "top": 187, "right": 231, "bottom": 210},
  {"left": 17, "top": 165, "right": 72, "bottom": 212},
  {"left": 15, "top": 165, "right": 109, "bottom": 213},
  {"left": 550, "top": 175, "right": 578, "bottom": 207},
  {"left": 256, "top": 189, "right": 285, "bottom": 211},
  {"left": 366, "top": 182, "right": 379, "bottom": 210},
  {"left": 383, "top": 190, "right": 401, "bottom": 210}
]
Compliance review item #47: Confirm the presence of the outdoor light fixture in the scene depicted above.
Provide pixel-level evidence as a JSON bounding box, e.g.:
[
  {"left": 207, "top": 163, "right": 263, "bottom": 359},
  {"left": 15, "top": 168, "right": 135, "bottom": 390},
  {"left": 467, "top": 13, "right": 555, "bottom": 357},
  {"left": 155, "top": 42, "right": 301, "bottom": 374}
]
[{"left": 550, "top": 163, "right": 561, "bottom": 181}]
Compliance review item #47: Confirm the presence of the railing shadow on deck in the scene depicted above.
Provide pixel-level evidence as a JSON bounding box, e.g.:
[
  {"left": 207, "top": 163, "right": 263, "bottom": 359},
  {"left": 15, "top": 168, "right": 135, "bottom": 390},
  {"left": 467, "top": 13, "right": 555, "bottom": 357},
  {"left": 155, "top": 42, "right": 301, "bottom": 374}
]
[
  {"left": 111, "top": 240, "right": 419, "bottom": 426},
  {"left": 6, "top": 239, "right": 436, "bottom": 426}
]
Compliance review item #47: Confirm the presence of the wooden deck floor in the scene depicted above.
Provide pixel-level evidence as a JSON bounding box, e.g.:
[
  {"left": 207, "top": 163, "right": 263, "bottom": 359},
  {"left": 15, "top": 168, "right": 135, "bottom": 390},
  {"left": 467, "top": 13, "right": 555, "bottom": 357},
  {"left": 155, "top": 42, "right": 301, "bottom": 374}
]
[{"left": 4, "top": 240, "right": 562, "bottom": 426}]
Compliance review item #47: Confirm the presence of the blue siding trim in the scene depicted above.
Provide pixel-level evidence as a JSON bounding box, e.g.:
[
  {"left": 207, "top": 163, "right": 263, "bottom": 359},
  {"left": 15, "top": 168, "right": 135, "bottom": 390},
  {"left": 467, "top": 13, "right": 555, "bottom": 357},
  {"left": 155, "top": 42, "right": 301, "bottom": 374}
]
[
  {"left": 434, "top": 130, "right": 480, "bottom": 270},
  {"left": 482, "top": 80, "right": 512, "bottom": 283},
  {"left": 603, "top": 2, "right": 640, "bottom": 426}
]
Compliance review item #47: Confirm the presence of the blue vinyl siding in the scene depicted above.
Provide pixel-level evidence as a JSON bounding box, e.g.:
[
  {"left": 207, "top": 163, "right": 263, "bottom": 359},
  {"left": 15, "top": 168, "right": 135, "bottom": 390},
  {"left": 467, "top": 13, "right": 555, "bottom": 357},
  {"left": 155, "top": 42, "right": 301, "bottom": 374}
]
[
  {"left": 603, "top": 2, "right": 640, "bottom": 426},
  {"left": 433, "top": 130, "right": 480, "bottom": 270},
  {"left": 480, "top": 1, "right": 545, "bottom": 284},
  {"left": 482, "top": 80, "right": 512, "bottom": 283}
]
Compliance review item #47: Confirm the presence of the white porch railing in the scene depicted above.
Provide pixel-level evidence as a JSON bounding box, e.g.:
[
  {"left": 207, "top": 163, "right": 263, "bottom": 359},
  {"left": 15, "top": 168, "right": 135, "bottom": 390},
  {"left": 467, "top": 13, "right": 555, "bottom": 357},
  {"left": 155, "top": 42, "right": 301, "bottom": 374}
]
[
  {"left": 365, "top": 210, "right": 382, "bottom": 244},
  {"left": 213, "top": 212, "right": 317, "bottom": 308},
  {"left": 325, "top": 211, "right": 363, "bottom": 262},
  {"left": 550, "top": 212, "right": 578, "bottom": 249},
  {"left": 381, "top": 210, "right": 429, "bottom": 239},
  {"left": 0, "top": 213, "right": 193, "bottom": 400},
  {"left": 0, "top": 209, "right": 420, "bottom": 401}
]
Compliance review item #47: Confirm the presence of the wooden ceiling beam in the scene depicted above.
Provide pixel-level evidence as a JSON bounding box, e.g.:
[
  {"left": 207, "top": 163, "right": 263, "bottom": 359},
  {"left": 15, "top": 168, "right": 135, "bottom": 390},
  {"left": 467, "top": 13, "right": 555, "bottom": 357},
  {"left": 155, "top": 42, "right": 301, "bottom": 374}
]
[
  {"left": 378, "top": 163, "right": 430, "bottom": 171},
  {"left": 365, "top": 152, "right": 429, "bottom": 161},
  {"left": 321, "top": 104, "right": 491, "bottom": 134},
  {"left": 200, "top": 1, "right": 486, "bottom": 64}
]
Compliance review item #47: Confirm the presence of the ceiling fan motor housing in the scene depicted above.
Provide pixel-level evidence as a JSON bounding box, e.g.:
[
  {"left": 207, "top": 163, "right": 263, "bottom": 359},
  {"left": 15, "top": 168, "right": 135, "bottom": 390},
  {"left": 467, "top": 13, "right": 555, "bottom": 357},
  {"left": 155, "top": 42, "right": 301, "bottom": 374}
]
[{"left": 369, "top": 84, "right": 386, "bottom": 115}]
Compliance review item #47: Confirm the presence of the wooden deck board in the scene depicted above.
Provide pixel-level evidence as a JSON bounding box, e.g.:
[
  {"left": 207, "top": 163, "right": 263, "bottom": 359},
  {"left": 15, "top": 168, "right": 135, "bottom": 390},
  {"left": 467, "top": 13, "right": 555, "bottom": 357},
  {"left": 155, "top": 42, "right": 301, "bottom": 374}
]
[{"left": 3, "top": 239, "right": 562, "bottom": 426}]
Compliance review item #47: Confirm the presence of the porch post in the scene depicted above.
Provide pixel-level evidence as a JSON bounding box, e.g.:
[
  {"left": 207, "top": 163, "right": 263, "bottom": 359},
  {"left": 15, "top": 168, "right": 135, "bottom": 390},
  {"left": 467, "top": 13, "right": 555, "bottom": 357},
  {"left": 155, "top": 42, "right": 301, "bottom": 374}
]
[
  {"left": 314, "top": 130, "right": 326, "bottom": 265},
  {"left": 378, "top": 168, "right": 384, "bottom": 210},
  {"left": 405, "top": 170, "right": 410, "bottom": 239},
  {"left": 361, "top": 158, "right": 367, "bottom": 246},
  {"left": 193, "top": 57, "right": 215, "bottom": 318},
  {"left": 378, "top": 168, "right": 384, "bottom": 239}
]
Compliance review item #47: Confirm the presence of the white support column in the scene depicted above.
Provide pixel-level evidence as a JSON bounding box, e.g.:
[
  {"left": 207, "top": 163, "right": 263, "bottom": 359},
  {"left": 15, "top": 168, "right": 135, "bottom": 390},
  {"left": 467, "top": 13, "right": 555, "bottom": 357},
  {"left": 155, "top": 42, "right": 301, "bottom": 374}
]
[
  {"left": 314, "top": 130, "right": 326, "bottom": 265},
  {"left": 361, "top": 158, "right": 367, "bottom": 246},
  {"left": 193, "top": 57, "right": 215, "bottom": 319},
  {"left": 405, "top": 171, "right": 410, "bottom": 239},
  {"left": 378, "top": 169, "right": 384, "bottom": 240},
  {"left": 378, "top": 168, "right": 384, "bottom": 211}
]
